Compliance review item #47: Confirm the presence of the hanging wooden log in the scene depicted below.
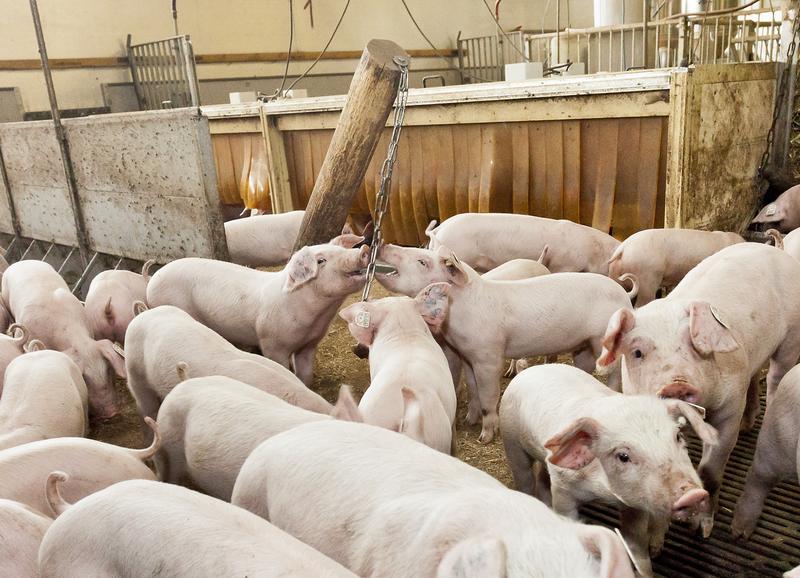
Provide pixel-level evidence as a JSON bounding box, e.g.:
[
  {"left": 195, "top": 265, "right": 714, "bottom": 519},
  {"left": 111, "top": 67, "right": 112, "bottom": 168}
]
[{"left": 293, "top": 39, "right": 409, "bottom": 250}]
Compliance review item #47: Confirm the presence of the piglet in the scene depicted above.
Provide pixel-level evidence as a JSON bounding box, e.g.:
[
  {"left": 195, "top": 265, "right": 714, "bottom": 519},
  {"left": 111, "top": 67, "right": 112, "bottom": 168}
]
[
  {"left": 147, "top": 235, "right": 369, "bottom": 384},
  {"left": 751, "top": 184, "right": 800, "bottom": 232},
  {"left": 731, "top": 363, "right": 800, "bottom": 540},
  {"left": 0, "top": 323, "right": 30, "bottom": 395},
  {"left": 125, "top": 305, "right": 331, "bottom": 440},
  {"left": 500, "top": 363, "right": 717, "bottom": 576},
  {"left": 339, "top": 291, "right": 456, "bottom": 454},
  {"left": 426, "top": 213, "right": 620, "bottom": 274},
  {"left": 39, "top": 476, "right": 357, "bottom": 578},
  {"left": 84, "top": 260, "right": 154, "bottom": 344},
  {"left": 224, "top": 210, "right": 306, "bottom": 267},
  {"left": 232, "top": 420, "right": 635, "bottom": 578},
  {"left": 595, "top": 242, "right": 800, "bottom": 536},
  {"left": 1, "top": 261, "right": 125, "bottom": 418},
  {"left": 0, "top": 499, "right": 51, "bottom": 578},
  {"left": 783, "top": 227, "right": 800, "bottom": 261},
  {"left": 378, "top": 244, "right": 633, "bottom": 442},
  {"left": 0, "top": 418, "right": 158, "bottom": 515},
  {"left": 607, "top": 228, "right": 743, "bottom": 306},
  {"left": 0, "top": 351, "right": 88, "bottom": 450},
  {"left": 155, "top": 375, "right": 360, "bottom": 500}
]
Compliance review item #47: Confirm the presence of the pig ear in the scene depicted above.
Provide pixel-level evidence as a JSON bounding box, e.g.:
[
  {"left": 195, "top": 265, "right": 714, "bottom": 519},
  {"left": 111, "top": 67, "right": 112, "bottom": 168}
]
[
  {"left": 544, "top": 417, "right": 602, "bottom": 470},
  {"left": 575, "top": 525, "right": 636, "bottom": 578},
  {"left": 340, "top": 221, "right": 355, "bottom": 235},
  {"left": 97, "top": 340, "right": 126, "bottom": 378},
  {"left": 284, "top": 247, "right": 319, "bottom": 292},
  {"left": 435, "top": 246, "right": 470, "bottom": 286},
  {"left": 596, "top": 308, "right": 635, "bottom": 369},
  {"left": 399, "top": 387, "right": 425, "bottom": 443},
  {"left": 330, "top": 234, "right": 364, "bottom": 248},
  {"left": 687, "top": 301, "right": 738, "bottom": 356},
  {"left": 331, "top": 385, "right": 363, "bottom": 422},
  {"left": 339, "top": 302, "right": 375, "bottom": 346},
  {"left": 666, "top": 400, "right": 719, "bottom": 446},
  {"left": 436, "top": 537, "right": 507, "bottom": 578},
  {"left": 414, "top": 283, "right": 451, "bottom": 331}
]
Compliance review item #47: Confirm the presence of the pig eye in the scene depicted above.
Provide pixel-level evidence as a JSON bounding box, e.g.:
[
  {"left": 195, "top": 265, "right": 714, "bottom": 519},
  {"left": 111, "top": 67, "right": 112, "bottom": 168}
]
[
  {"left": 316, "top": 257, "right": 327, "bottom": 265},
  {"left": 417, "top": 259, "right": 428, "bottom": 268},
  {"left": 616, "top": 452, "right": 630, "bottom": 464},
  {"left": 632, "top": 349, "right": 643, "bottom": 359}
]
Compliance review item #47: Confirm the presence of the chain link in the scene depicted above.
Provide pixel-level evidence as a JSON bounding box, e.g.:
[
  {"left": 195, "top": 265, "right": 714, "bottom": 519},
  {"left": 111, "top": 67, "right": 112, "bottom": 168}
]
[
  {"left": 361, "top": 56, "right": 410, "bottom": 302},
  {"left": 758, "top": 9, "right": 800, "bottom": 181}
]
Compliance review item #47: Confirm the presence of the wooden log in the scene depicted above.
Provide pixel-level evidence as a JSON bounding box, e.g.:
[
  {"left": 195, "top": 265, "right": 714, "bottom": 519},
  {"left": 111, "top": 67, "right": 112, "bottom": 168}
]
[{"left": 293, "top": 39, "right": 409, "bottom": 250}]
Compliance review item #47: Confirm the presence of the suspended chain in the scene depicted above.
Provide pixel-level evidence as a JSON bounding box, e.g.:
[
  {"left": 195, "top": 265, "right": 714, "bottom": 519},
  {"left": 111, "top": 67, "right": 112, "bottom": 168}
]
[
  {"left": 361, "top": 56, "right": 410, "bottom": 302},
  {"left": 758, "top": 9, "right": 800, "bottom": 182}
]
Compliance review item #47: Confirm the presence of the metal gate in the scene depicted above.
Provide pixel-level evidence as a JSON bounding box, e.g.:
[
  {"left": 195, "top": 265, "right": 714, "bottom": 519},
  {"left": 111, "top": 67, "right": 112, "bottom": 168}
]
[{"left": 127, "top": 34, "right": 201, "bottom": 110}]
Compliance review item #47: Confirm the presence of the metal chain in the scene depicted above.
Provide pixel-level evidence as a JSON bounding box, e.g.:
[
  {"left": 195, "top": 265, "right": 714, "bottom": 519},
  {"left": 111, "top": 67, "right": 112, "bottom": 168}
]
[
  {"left": 758, "top": 9, "right": 800, "bottom": 181},
  {"left": 361, "top": 56, "right": 410, "bottom": 302}
]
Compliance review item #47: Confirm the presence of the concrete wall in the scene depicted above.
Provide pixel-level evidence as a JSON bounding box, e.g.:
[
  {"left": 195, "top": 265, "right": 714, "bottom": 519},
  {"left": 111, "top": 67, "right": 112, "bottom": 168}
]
[{"left": 0, "top": 0, "right": 594, "bottom": 114}]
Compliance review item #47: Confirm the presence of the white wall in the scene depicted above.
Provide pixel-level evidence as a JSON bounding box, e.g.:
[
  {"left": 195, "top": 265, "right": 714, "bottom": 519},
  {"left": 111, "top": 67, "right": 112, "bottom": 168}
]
[{"left": 0, "top": 0, "right": 595, "bottom": 113}]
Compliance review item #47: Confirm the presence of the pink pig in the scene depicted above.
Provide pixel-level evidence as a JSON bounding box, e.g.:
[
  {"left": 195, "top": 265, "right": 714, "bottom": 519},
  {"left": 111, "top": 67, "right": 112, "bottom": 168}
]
[
  {"left": 595, "top": 242, "right": 800, "bottom": 536},
  {"left": 0, "top": 499, "right": 51, "bottom": 578},
  {"left": 1, "top": 261, "right": 125, "bottom": 418},
  {"left": 84, "top": 260, "right": 153, "bottom": 345},
  {"left": 147, "top": 235, "right": 369, "bottom": 385}
]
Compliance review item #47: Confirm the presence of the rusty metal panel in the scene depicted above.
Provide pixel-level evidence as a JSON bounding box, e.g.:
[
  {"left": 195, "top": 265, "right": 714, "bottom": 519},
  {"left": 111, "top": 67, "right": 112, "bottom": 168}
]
[
  {"left": 0, "top": 122, "right": 78, "bottom": 245},
  {"left": 64, "top": 108, "right": 228, "bottom": 262}
]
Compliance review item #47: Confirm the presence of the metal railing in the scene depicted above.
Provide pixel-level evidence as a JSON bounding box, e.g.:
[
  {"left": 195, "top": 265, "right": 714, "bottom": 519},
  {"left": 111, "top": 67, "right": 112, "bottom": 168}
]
[
  {"left": 127, "top": 34, "right": 200, "bottom": 110},
  {"left": 458, "top": 6, "right": 782, "bottom": 82}
]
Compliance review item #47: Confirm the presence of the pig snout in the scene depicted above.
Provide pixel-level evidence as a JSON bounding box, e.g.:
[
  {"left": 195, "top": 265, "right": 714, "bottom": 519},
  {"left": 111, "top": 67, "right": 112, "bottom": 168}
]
[{"left": 671, "top": 487, "right": 710, "bottom": 521}]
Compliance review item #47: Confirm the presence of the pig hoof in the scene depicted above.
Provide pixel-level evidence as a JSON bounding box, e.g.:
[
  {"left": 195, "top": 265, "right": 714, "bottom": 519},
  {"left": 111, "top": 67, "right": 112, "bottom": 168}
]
[
  {"left": 649, "top": 538, "right": 665, "bottom": 558},
  {"left": 478, "top": 430, "right": 495, "bottom": 444},
  {"left": 730, "top": 516, "right": 756, "bottom": 541}
]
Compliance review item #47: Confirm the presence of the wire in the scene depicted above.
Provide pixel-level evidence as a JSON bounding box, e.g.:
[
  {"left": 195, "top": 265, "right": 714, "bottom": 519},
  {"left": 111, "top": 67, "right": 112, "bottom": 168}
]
[
  {"left": 479, "top": 0, "right": 530, "bottom": 62},
  {"left": 399, "top": 0, "right": 493, "bottom": 83},
  {"left": 284, "top": 0, "right": 351, "bottom": 93},
  {"left": 267, "top": 0, "right": 295, "bottom": 101}
]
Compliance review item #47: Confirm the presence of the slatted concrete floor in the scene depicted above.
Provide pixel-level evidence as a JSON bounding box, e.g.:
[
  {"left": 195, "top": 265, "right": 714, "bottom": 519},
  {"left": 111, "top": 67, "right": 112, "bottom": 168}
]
[{"left": 583, "top": 397, "right": 800, "bottom": 577}]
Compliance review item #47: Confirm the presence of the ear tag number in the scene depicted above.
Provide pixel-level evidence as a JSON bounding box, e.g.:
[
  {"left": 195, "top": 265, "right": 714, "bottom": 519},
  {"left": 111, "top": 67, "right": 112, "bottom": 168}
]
[{"left": 355, "top": 311, "right": 371, "bottom": 329}]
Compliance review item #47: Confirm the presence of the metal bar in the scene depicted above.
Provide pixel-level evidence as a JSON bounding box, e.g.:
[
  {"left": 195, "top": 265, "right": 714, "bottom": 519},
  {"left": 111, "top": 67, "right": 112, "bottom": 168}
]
[
  {"left": 5, "top": 236, "right": 21, "bottom": 263},
  {"left": 456, "top": 31, "right": 466, "bottom": 84},
  {"left": 113, "top": 257, "right": 123, "bottom": 271},
  {"left": 126, "top": 34, "right": 145, "bottom": 110},
  {"left": 556, "top": 0, "right": 561, "bottom": 63},
  {"left": 71, "top": 251, "right": 99, "bottom": 295},
  {"left": 643, "top": 0, "right": 649, "bottom": 68},
  {"left": 28, "top": 0, "right": 88, "bottom": 267},
  {"left": 20, "top": 239, "right": 37, "bottom": 260},
  {"left": 183, "top": 36, "right": 201, "bottom": 106},
  {"left": 41, "top": 242, "right": 55, "bottom": 262},
  {"left": 0, "top": 141, "right": 21, "bottom": 238},
  {"left": 57, "top": 247, "right": 75, "bottom": 275}
]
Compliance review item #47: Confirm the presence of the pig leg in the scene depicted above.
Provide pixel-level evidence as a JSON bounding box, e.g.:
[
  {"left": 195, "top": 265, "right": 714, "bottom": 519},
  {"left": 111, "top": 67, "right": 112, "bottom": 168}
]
[
  {"left": 291, "top": 344, "right": 317, "bottom": 387},
  {"left": 631, "top": 271, "right": 661, "bottom": 308},
  {"left": 619, "top": 507, "right": 655, "bottom": 578},
  {"left": 731, "top": 416, "right": 794, "bottom": 539},
  {"left": 462, "top": 364, "right": 482, "bottom": 426},
  {"left": 503, "top": 436, "right": 536, "bottom": 495},
  {"left": 766, "top": 337, "right": 800, "bottom": 406},
  {"left": 126, "top": 369, "right": 161, "bottom": 444},
  {"left": 696, "top": 404, "right": 744, "bottom": 537},
  {"left": 443, "top": 345, "right": 463, "bottom": 389},
  {"left": 741, "top": 375, "right": 761, "bottom": 432},
  {"left": 471, "top": 357, "right": 505, "bottom": 443}
]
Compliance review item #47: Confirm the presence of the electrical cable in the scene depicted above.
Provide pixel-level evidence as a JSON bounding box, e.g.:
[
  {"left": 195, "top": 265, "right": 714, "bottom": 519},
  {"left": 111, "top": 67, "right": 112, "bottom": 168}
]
[
  {"left": 275, "top": 0, "right": 294, "bottom": 98},
  {"left": 399, "top": 0, "right": 493, "bottom": 83},
  {"left": 479, "top": 0, "right": 530, "bottom": 61}
]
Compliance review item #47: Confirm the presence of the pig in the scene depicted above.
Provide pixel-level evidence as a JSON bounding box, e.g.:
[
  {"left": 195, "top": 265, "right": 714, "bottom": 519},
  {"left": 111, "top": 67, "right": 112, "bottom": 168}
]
[
  {"left": 147, "top": 236, "right": 369, "bottom": 384},
  {"left": 425, "top": 213, "right": 620, "bottom": 274},
  {"left": 607, "top": 228, "right": 744, "bottom": 306},
  {"left": 751, "top": 184, "right": 800, "bottom": 233},
  {"left": 0, "top": 300, "right": 11, "bottom": 333},
  {"left": 0, "top": 351, "right": 88, "bottom": 450},
  {"left": 83, "top": 260, "right": 154, "bottom": 344},
  {"left": 155, "top": 376, "right": 360, "bottom": 500},
  {"left": 783, "top": 227, "right": 800, "bottom": 261},
  {"left": 500, "top": 364, "right": 718, "bottom": 576},
  {"left": 339, "top": 293, "right": 457, "bottom": 454},
  {"left": 232, "top": 420, "right": 635, "bottom": 578},
  {"left": 0, "top": 418, "right": 158, "bottom": 515},
  {"left": 0, "top": 499, "right": 51, "bottom": 578},
  {"left": 594, "top": 242, "right": 800, "bottom": 536},
  {"left": 224, "top": 210, "right": 305, "bottom": 267},
  {"left": 482, "top": 256, "right": 550, "bottom": 281},
  {"left": 378, "top": 244, "right": 633, "bottom": 443},
  {"left": 125, "top": 305, "right": 332, "bottom": 439},
  {"left": 731, "top": 363, "right": 800, "bottom": 540},
  {"left": 0, "top": 323, "right": 30, "bottom": 395},
  {"left": 38, "top": 476, "right": 358, "bottom": 578},
  {"left": 1, "top": 261, "right": 125, "bottom": 418}
]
